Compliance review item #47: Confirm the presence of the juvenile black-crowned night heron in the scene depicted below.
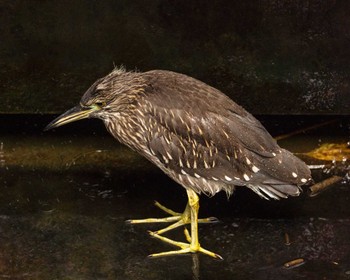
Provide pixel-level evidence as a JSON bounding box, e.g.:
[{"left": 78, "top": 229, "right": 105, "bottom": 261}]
[{"left": 46, "top": 68, "right": 312, "bottom": 259}]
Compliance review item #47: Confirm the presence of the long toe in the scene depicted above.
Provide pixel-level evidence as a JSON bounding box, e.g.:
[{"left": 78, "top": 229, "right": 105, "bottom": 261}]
[
  {"left": 126, "top": 201, "right": 217, "bottom": 234},
  {"left": 148, "top": 231, "right": 223, "bottom": 260}
]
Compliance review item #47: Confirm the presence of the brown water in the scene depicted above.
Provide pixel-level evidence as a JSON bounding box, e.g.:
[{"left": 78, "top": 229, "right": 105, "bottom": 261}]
[{"left": 0, "top": 115, "right": 349, "bottom": 279}]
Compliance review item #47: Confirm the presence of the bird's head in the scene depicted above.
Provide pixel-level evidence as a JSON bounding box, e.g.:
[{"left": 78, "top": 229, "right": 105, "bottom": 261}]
[{"left": 45, "top": 68, "right": 142, "bottom": 131}]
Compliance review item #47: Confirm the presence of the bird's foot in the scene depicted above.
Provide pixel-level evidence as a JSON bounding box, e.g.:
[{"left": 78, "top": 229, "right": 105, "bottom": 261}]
[
  {"left": 126, "top": 201, "right": 219, "bottom": 235},
  {"left": 148, "top": 228, "right": 223, "bottom": 260}
]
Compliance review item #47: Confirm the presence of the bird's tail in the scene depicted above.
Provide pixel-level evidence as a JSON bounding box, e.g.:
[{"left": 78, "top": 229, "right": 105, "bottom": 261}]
[
  {"left": 248, "top": 183, "right": 301, "bottom": 200},
  {"left": 247, "top": 148, "right": 312, "bottom": 200}
]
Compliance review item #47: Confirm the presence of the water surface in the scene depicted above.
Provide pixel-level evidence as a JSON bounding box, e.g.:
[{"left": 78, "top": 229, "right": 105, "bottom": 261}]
[{"left": 0, "top": 115, "right": 349, "bottom": 279}]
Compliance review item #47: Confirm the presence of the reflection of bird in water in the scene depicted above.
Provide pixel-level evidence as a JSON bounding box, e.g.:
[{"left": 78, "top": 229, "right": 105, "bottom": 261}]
[{"left": 46, "top": 68, "right": 312, "bottom": 259}]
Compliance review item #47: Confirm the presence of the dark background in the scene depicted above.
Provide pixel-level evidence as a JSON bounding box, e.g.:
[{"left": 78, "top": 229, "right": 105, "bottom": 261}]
[
  {"left": 1, "top": 2, "right": 350, "bottom": 279},
  {"left": 1, "top": 0, "right": 349, "bottom": 114}
]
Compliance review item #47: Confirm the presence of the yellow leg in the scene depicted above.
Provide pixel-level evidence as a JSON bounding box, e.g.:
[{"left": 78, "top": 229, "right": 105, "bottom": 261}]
[
  {"left": 148, "top": 189, "right": 223, "bottom": 260},
  {"left": 127, "top": 199, "right": 218, "bottom": 235}
]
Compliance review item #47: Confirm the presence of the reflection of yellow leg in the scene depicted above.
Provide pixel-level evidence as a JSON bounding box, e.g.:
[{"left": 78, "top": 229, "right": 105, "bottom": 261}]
[
  {"left": 148, "top": 189, "right": 223, "bottom": 259},
  {"left": 127, "top": 200, "right": 218, "bottom": 235}
]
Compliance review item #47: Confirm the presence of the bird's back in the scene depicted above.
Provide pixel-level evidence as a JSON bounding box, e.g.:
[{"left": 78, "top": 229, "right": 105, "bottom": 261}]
[{"left": 123, "top": 70, "right": 312, "bottom": 199}]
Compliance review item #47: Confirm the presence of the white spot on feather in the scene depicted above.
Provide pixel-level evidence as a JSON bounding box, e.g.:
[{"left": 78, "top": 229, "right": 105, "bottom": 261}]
[
  {"left": 181, "top": 169, "right": 187, "bottom": 175},
  {"left": 224, "top": 175, "right": 232, "bottom": 181},
  {"left": 223, "top": 130, "right": 229, "bottom": 139},
  {"left": 178, "top": 115, "right": 184, "bottom": 124},
  {"left": 194, "top": 173, "right": 200, "bottom": 178},
  {"left": 243, "top": 174, "right": 250, "bottom": 181},
  {"left": 301, "top": 178, "right": 308, "bottom": 183},
  {"left": 135, "top": 109, "right": 144, "bottom": 117},
  {"left": 292, "top": 172, "right": 298, "bottom": 178},
  {"left": 166, "top": 151, "right": 173, "bottom": 160},
  {"left": 164, "top": 136, "right": 171, "bottom": 144},
  {"left": 252, "top": 165, "right": 260, "bottom": 173},
  {"left": 187, "top": 177, "right": 194, "bottom": 185}
]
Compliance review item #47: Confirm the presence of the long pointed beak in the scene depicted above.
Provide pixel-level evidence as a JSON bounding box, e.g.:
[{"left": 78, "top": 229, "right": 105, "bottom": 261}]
[{"left": 44, "top": 105, "right": 98, "bottom": 131}]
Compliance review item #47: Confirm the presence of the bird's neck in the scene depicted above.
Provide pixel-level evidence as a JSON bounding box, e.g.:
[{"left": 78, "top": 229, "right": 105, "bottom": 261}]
[{"left": 103, "top": 113, "right": 148, "bottom": 154}]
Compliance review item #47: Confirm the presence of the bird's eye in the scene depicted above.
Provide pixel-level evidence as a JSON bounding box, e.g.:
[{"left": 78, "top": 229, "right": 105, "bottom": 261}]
[{"left": 95, "top": 102, "right": 106, "bottom": 108}]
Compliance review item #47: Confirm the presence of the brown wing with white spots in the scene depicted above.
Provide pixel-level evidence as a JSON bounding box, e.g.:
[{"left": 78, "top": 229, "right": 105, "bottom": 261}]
[
  {"left": 137, "top": 70, "right": 311, "bottom": 198},
  {"left": 143, "top": 108, "right": 249, "bottom": 195}
]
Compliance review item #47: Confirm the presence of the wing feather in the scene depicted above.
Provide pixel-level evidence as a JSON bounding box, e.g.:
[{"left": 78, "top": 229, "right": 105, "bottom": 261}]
[{"left": 137, "top": 70, "right": 311, "bottom": 197}]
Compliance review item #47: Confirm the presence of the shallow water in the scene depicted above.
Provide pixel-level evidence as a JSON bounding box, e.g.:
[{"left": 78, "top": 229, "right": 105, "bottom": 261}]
[{"left": 0, "top": 115, "right": 349, "bottom": 279}]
